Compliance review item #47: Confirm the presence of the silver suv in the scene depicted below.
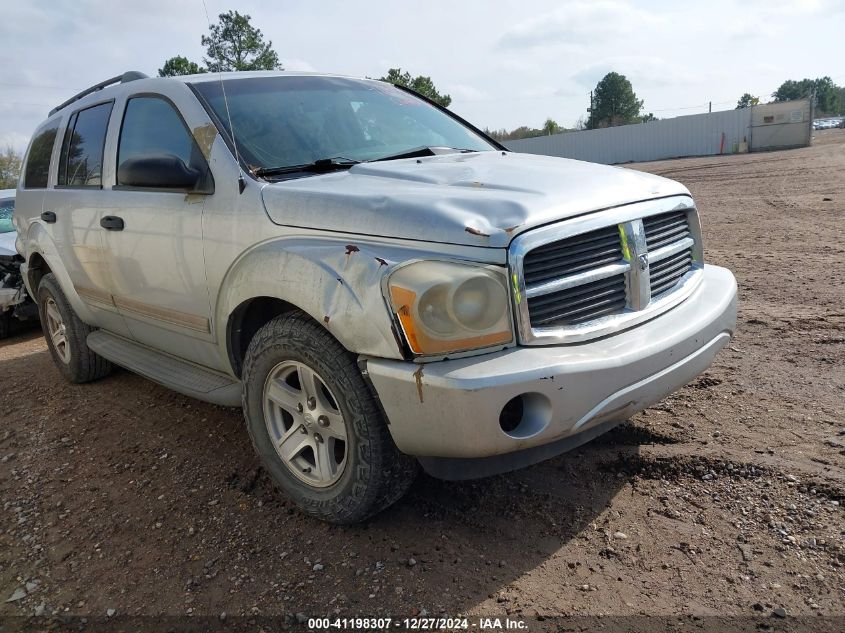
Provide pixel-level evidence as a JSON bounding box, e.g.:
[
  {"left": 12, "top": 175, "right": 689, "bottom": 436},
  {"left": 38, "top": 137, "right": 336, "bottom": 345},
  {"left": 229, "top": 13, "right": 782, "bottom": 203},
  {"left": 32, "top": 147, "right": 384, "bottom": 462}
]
[{"left": 15, "top": 71, "right": 737, "bottom": 522}]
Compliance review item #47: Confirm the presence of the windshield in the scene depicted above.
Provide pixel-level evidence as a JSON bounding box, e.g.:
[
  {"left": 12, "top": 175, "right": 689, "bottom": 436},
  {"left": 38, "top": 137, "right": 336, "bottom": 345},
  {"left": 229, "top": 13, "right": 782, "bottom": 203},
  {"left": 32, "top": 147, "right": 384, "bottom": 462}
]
[
  {"left": 0, "top": 197, "right": 14, "bottom": 234},
  {"left": 191, "top": 76, "right": 495, "bottom": 171}
]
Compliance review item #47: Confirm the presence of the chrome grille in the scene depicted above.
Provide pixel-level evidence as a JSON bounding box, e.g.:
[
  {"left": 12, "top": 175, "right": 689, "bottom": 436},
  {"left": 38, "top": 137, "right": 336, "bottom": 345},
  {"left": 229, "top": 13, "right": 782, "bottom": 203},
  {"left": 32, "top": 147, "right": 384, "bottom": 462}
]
[
  {"left": 527, "top": 273, "right": 627, "bottom": 327},
  {"left": 510, "top": 196, "right": 705, "bottom": 345},
  {"left": 644, "top": 210, "right": 694, "bottom": 296},
  {"left": 650, "top": 245, "right": 693, "bottom": 296},
  {"left": 523, "top": 224, "right": 624, "bottom": 327},
  {"left": 523, "top": 225, "right": 622, "bottom": 285},
  {"left": 643, "top": 210, "right": 691, "bottom": 250}
]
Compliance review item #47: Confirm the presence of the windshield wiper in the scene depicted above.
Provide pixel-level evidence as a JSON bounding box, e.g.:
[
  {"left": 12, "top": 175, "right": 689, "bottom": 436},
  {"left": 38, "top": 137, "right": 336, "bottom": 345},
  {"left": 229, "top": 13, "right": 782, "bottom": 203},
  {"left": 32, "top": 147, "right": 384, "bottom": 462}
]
[
  {"left": 254, "top": 147, "right": 481, "bottom": 176},
  {"left": 371, "top": 146, "right": 480, "bottom": 162},
  {"left": 253, "top": 157, "right": 360, "bottom": 178}
]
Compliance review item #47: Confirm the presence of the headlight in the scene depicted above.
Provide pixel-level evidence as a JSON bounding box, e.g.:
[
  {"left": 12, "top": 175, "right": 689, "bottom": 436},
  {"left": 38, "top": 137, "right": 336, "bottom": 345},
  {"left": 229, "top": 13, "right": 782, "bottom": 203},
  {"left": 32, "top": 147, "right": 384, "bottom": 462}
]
[{"left": 386, "top": 261, "right": 513, "bottom": 355}]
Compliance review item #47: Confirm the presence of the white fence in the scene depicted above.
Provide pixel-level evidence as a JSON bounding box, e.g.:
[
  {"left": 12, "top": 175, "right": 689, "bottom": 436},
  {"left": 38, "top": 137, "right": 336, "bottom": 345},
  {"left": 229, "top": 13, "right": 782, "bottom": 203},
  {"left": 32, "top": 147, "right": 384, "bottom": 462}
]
[{"left": 506, "top": 99, "right": 811, "bottom": 164}]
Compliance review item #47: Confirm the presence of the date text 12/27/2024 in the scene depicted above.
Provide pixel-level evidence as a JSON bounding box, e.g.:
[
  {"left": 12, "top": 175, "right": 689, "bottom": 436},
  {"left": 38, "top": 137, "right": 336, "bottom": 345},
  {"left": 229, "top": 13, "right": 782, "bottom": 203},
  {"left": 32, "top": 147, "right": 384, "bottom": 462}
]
[{"left": 307, "top": 617, "right": 528, "bottom": 630}]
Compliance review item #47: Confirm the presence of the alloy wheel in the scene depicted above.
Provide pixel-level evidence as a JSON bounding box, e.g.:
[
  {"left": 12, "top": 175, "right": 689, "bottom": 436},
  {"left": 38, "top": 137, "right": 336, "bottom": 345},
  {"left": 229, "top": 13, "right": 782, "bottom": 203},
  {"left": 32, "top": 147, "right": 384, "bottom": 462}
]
[
  {"left": 262, "top": 360, "right": 348, "bottom": 487},
  {"left": 44, "top": 298, "right": 70, "bottom": 364}
]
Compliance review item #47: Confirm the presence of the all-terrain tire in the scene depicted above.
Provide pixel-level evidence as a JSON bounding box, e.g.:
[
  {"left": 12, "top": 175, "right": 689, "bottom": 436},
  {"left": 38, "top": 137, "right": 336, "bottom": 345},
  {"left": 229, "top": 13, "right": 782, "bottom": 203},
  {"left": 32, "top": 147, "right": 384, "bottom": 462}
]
[
  {"left": 242, "top": 311, "right": 418, "bottom": 523},
  {"left": 37, "top": 273, "right": 112, "bottom": 383}
]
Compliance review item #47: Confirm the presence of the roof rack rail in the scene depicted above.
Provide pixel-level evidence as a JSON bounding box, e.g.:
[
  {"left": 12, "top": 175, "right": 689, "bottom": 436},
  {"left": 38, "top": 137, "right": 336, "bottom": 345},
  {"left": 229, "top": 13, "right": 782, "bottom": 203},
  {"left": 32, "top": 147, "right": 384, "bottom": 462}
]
[{"left": 49, "top": 71, "right": 149, "bottom": 117}]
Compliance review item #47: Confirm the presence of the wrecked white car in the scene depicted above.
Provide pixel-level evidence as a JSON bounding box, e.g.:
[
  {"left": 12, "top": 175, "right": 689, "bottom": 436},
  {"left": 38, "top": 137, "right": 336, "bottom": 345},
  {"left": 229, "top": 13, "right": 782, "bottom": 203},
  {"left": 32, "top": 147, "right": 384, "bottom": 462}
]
[
  {"left": 15, "top": 71, "right": 737, "bottom": 523},
  {"left": 0, "top": 190, "right": 37, "bottom": 338}
]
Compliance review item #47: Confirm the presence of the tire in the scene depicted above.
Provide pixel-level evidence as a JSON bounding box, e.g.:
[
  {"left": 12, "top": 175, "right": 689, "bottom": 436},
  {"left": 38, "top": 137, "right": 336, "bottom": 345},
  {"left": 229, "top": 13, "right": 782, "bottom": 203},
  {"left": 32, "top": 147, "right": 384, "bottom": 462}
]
[
  {"left": 242, "top": 311, "right": 418, "bottom": 523},
  {"left": 37, "top": 273, "right": 112, "bottom": 383},
  {"left": 0, "top": 312, "right": 10, "bottom": 339}
]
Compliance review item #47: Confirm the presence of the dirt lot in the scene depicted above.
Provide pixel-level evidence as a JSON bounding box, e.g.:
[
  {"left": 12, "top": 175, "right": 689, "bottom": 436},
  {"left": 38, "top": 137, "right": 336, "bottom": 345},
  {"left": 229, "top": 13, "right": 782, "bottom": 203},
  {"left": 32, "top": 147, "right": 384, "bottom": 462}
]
[{"left": 1, "top": 130, "right": 843, "bottom": 629}]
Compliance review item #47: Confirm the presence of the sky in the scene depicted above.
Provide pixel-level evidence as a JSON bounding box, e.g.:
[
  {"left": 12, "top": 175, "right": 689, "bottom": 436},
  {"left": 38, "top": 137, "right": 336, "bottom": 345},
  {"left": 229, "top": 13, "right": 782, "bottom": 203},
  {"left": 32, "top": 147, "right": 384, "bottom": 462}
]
[{"left": 2, "top": 0, "right": 844, "bottom": 152}]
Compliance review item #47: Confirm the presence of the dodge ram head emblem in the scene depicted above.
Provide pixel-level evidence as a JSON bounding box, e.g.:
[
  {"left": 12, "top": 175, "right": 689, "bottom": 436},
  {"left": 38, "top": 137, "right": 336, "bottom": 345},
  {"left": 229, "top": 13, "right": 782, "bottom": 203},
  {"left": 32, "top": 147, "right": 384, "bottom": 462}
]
[{"left": 638, "top": 253, "right": 649, "bottom": 271}]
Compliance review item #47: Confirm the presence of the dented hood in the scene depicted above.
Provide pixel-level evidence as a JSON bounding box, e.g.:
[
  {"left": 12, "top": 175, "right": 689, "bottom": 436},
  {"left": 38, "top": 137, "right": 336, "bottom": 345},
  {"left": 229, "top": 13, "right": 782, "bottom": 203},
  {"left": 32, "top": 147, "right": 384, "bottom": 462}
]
[{"left": 260, "top": 151, "right": 690, "bottom": 248}]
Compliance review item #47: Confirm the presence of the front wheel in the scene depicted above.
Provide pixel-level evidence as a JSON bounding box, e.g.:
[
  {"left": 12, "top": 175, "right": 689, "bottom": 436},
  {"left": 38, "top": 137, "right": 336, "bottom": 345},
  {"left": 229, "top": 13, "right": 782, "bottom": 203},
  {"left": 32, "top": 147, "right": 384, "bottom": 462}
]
[{"left": 242, "top": 312, "right": 417, "bottom": 523}]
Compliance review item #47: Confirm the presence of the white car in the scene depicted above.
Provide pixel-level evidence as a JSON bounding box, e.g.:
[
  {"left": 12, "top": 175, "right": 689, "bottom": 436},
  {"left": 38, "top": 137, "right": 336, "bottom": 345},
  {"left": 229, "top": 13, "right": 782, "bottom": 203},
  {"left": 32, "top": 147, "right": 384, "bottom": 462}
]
[
  {"left": 1, "top": 189, "right": 37, "bottom": 337},
  {"left": 0, "top": 189, "right": 16, "bottom": 256}
]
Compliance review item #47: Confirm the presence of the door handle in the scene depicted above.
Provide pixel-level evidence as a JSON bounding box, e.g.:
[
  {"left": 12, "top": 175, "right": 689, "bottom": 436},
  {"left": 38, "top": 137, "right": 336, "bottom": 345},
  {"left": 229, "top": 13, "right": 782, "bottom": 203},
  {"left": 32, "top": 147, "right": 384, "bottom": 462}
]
[
  {"left": 41, "top": 211, "right": 57, "bottom": 223},
  {"left": 100, "top": 216, "right": 125, "bottom": 231}
]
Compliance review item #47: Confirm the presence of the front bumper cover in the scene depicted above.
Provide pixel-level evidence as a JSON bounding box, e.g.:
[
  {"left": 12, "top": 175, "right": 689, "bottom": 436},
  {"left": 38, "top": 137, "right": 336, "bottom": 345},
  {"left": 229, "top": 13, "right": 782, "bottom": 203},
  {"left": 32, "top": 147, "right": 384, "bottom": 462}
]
[{"left": 364, "top": 265, "right": 737, "bottom": 478}]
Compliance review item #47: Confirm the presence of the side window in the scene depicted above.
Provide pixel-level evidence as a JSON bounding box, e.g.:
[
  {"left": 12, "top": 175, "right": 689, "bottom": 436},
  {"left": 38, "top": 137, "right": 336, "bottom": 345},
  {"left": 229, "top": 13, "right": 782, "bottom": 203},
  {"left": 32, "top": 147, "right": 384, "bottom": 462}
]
[
  {"left": 23, "top": 120, "right": 60, "bottom": 189},
  {"left": 117, "top": 97, "right": 204, "bottom": 182},
  {"left": 58, "top": 102, "right": 113, "bottom": 188}
]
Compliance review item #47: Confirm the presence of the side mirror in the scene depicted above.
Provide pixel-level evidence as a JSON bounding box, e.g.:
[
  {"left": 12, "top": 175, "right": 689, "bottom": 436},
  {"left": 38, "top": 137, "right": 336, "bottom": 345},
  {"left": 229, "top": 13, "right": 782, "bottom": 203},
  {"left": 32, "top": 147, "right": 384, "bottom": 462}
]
[{"left": 117, "top": 154, "right": 201, "bottom": 190}]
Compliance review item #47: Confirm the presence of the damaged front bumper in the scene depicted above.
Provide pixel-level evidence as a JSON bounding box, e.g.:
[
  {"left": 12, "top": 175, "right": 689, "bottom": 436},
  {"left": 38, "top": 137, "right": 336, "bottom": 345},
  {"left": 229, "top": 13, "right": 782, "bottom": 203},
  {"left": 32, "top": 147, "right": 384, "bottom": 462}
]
[
  {"left": 0, "top": 254, "right": 38, "bottom": 328},
  {"left": 363, "top": 264, "right": 737, "bottom": 480}
]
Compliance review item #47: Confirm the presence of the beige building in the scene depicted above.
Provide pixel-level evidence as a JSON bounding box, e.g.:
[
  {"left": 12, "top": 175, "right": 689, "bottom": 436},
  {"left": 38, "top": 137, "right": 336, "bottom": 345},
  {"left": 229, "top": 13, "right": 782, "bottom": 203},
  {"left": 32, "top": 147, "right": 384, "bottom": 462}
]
[{"left": 750, "top": 99, "right": 812, "bottom": 151}]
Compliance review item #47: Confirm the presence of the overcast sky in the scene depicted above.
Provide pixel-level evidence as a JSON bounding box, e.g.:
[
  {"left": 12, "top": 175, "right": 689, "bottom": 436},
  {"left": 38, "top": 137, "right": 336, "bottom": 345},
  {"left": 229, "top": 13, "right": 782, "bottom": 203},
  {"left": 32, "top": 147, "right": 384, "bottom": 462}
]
[{"left": 2, "top": 0, "right": 843, "bottom": 151}]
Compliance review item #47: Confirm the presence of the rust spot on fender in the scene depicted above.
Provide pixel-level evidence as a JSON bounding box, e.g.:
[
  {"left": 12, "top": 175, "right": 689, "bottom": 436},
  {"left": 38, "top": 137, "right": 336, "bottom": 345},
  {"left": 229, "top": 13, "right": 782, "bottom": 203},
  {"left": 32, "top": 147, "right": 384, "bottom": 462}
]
[
  {"left": 375, "top": 257, "right": 388, "bottom": 267},
  {"left": 323, "top": 315, "right": 330, "bottom": 326},
  {"left": 344, "top": 245, "right": 361, "bottom": 270},
  {"left": 465, "top": 226, "right": 490, "bottom": 237},
  {"left": 413, "top": 365, "right": 425, "bottom": 403},
  {"left": 502, "top": 225, "right": 520, "bottom": 233}
]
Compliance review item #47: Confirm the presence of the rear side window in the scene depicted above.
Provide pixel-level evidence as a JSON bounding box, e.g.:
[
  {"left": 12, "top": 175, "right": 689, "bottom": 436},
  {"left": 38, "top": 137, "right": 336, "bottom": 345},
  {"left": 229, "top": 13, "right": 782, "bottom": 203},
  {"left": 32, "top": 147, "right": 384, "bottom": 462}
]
[
  {"left": 58, "top": 102, "right": 114, "bottom": 188},
  {"left": 117, "top": 97, "right": 202, "bottom": 179},
  {"left": 23, "top": 121, "right": 59, "bottom": 189}
]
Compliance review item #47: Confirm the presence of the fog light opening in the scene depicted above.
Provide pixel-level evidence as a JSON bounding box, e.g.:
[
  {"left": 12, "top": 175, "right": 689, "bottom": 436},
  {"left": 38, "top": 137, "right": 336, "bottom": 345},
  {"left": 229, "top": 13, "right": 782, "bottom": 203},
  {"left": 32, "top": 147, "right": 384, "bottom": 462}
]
[
  {"left": 498, "top": 393, "right": 551, "bottom": 439},
  {"left": 499, "top": 396, "right": 524, "bottom": 433}
]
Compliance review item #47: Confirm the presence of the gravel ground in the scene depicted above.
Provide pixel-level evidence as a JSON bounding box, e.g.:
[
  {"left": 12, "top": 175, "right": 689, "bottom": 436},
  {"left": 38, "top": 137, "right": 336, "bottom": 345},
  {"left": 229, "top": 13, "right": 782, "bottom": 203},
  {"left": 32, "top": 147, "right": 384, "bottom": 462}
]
[{"left": 1, "top": 130, "right": 843, "bottom": 629}]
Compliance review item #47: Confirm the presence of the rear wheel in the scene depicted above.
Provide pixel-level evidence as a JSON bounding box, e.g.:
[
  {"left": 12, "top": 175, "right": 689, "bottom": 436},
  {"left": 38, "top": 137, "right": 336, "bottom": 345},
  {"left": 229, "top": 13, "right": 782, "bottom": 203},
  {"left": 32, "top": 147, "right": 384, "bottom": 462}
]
[
  {"left": 37, "top": 273, "right": 112, "bottom": 383},
  {"left": 242, "top": 311, "right": 417, "bottom": 523}
]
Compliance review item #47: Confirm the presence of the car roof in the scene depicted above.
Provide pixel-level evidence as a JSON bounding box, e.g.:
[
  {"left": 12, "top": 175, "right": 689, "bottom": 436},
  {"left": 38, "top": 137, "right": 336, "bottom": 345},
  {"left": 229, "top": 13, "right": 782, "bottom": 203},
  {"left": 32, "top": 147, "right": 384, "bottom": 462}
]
[
  {"left": 181, "top": 70, "right": 371, "bottom": 84},
  {"left": 42, "top": 70, "right": 383, "bottom": 125}
]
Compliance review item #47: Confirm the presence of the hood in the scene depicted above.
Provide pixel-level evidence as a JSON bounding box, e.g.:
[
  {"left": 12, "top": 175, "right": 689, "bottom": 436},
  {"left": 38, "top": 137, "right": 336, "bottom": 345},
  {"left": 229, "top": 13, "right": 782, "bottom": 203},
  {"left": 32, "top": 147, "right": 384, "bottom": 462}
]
[
  {"left": 0, "top": 232, "right": 17, "bottom": 258},
  {"left": 260, "top": 151, "right": 690, "bottom": 248}
]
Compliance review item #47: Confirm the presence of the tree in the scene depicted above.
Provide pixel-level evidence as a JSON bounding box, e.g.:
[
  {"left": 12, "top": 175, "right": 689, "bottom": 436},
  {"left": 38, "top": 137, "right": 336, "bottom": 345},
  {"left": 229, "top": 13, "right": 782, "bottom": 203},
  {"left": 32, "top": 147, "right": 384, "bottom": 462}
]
[
  {"left": 588, "top": 72, "right": 643, "bottom": 129},
  {"left": 203, "top": 10, "right": 281, "bottom": 72},
  {"left": 158, "top": 56, "right": 206, "bottom": 77},
  {"left": 158, "top": 10, "right": 282, "bottom": 77},
  {"left": 640, "top": 112, "right": 658, "bottom": 123},
  {"left": 484, "top": 120, "right": 571, "bottom": 142},
  {"left": 773, "top": 79, "right": 808, "bottom": 102},
  {"left": 736, "top": 93, "right": 760, "bottom": 109},
  {"left": 0, "top": 146, "right": 22, "bottom": 189},
  {"left": 379, "top": 68, "right": 452, "bottom": 108},
  {"left": 773, "top": 77, "right": 842, "bottom": 115},
  {"left": 542, "top": 118, "right": 562, "bottom": 135}
]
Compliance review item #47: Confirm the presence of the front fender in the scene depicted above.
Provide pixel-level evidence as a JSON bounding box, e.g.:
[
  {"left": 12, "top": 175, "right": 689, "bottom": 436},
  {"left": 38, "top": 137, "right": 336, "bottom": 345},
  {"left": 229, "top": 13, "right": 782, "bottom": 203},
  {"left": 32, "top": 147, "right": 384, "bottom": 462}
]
[{"left": 216, "top": 236, "right": 422, "bottom": 361}]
